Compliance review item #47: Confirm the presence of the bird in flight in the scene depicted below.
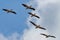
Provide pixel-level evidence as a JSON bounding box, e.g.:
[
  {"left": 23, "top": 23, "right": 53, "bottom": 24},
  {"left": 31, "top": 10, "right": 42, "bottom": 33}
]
[
  {"left": 40, "top": 33, "right": 56, "bottom": 38},
  {"left": 3, "top": 9, "right": 16, "bottom": 14},
  {"left": 28, "top": 12, "right": 40, "bottom": 19},
  {"left": 22, "top": 4, "right": 35, "bottom": 10},
  {"left": 29, "top": 21, "right": 46, "bottom": 30}
]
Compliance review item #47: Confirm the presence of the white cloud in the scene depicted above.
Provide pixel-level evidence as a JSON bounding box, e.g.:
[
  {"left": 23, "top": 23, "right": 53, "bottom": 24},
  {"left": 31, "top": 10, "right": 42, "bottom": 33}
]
[
  {"left": 21, "top": 0, "right": 60, "bottom": 40},
  {"left": 0, "top": 32, "right": 21, "bottom": 40},
  {"left": 21, "top": 28, "right": 48, "bottom": 40},
  {"left": 8, "top": 32, "right": 20, "bottom": 40},
  {"left": 0, "top": 0, "right": 60, "bottom": 40},
  {"left": 0, "top": 34, "right": 8, "bottom": 40}
]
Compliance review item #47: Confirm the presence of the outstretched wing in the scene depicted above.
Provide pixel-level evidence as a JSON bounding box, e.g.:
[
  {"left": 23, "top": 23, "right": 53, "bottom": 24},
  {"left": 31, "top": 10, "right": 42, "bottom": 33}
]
[
  {"left": 28, "top": 12, "right": 33, "bottom": 15},
  {"left": 41, "top": 33, "right": 47, "bottom": 36},
  {"left": 40, "top": 33, "right": 49, "bottom": 38},
  {"left": 22, "top": 4, "right": 27, "bottom": 7},
  {"left": 3, "top": 9, "right": 16, "bottom": 14},
  {"left": 28, "top": 12, "right": 40, "bottom": 18},
  {"left": 22, "top": 4, "right": 35, "bottom": 11},
  {"left": 28, "top": 12, "right": 34, "bottom": 17},
  {"left": 30, "top": 8, "right": 35, "bottom": 10},
  {"left": 22, "top": 4, "right": 29, "bottom": 9},
  {"left": 11, "top": 11, "right": 16, "bottom": 14},
  {"left": 49, "top": 35, "right": 56, "bottom": 38},
  {"left": 35, "top": 15, "right": 40, "bottom": 18},
  {"left": 39, "top": 27, "right": 46, "bottom": 30},
  {"left": 29, "top": 21, "right": 37, "bottom": 26},
  {"left": 3, "top": 9, "right": 8, "bottom": 11}
]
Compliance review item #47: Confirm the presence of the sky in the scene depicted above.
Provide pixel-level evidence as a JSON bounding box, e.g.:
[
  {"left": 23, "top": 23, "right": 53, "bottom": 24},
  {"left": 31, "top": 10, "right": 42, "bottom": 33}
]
[
  {"left": 0, "top": 0, "right": 29, "bottom": 36},
  {"left": 0, "top": 0, "right": 60, "bottom": 40}
]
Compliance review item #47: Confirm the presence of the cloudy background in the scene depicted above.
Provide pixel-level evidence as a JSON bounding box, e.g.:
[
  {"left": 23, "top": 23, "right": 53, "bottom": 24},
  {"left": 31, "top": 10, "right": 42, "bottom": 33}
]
[{"left": 0, "top": 0, "right": 60, "bottom": 40}]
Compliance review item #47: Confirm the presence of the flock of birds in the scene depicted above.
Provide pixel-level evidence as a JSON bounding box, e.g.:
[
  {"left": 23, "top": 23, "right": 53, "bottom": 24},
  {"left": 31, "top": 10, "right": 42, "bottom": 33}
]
[
  {"left": 22, "top": 4, "right": 56, "bottom": 39},
  {"left": 2, "top": 3, "right": 56, "bottom": 39}
]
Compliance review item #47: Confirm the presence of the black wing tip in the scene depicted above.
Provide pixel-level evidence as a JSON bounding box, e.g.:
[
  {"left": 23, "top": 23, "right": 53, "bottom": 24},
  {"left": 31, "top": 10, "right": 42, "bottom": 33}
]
[
  {"left": 28, "top": 12, "right": 31, "bottom": 14},
  {"left": 33, "top": 9, "right": 35, "bottom": 11},
  {"left": 40, "top": 27, "right": 46, "bottom": 30},
  {"left": 37, "top": 16, "right": 40, "bottom": 19},
  {"left": 38, "top": 16, "right": 40, "bottom": 18},
  {"left": 30, "top": 8, "right": 35, "bottom": 10},
  {"left": 14, "top": 12, "right": 16, "bottom": 14},
  {"left": 44, "top": 28, "right": 46, "bottom": 30},
  {"left": 29, "top": 21, "right": 33, "bottom": 23},
  {"left": 22, "top": 4, "right": 25, "bottom": 6},
  {"left": 22, "top": 4, "right": 24, "bottom": 5},
  {"left": 38, "top": 17, "right": 40, "bottom": 19},
  {"left": 54, "top": 37, "right": 56, "bottom": 38},
  {"left": 2, "top": 9, "right": 7, "bottom": 11},
  {"left": 54, "top": 36, "right": 56, "bottom": 38},
  {"left": 28, "top": 12, "right": 30, "bottom": 13},
  {"left": 29, "top": 21, "right": 32, "bottom": 22},
  {"left": 3, "top": 9, "right": 6, "bottom": 10},
  {"left": 32, "top": 8, "right": 35, "bottom": 10},
  {"left": 12, "top": 12, "right": 16, "bottom": 14},
  {"left": 51, "top": 36, "right": 56, "bottom": 38},
  {"left": 42, "top": 27, "right": 46, "bottom": 30},
  {"left": 40, "top": 33, "right": 45, "bottom": 34}
]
